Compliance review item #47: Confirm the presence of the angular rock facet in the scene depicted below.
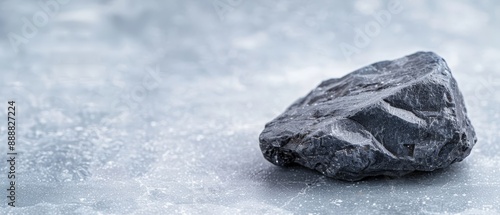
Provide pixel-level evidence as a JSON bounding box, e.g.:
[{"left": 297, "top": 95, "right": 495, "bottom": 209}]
[{"left": 259, "top": 52, "right": 477, "bottom": 181}]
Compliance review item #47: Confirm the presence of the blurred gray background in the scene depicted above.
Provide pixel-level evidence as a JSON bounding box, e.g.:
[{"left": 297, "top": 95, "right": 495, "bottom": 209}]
[{"left": 0, "top": 0, "right": 499, "bottom": 214}]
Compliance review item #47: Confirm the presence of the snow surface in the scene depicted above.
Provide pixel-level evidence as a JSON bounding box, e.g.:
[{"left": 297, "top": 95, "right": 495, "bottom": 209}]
[{"left": 0, "top": 0, "right": 499, "bottom": 214}]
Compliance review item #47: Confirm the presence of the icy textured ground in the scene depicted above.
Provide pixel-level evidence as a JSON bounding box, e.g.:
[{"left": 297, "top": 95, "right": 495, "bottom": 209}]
[{"left": 0, "top": 0, "right": 499, "bottom": 214}]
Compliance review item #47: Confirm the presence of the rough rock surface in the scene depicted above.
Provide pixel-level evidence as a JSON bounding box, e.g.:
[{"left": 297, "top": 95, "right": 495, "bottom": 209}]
[{"left": 259, "top": 52, "right": 477, "bottom": 181}]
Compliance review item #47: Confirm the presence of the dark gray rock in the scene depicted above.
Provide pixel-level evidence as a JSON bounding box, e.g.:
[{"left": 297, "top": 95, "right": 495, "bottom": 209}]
[{"left": 259, "top": 52, "right": 477, "bottom": 181}]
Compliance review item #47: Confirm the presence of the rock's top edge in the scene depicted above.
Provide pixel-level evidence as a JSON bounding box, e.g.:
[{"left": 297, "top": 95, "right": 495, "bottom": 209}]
[{"left": 281, "top": 51, "right": 450, "bottom": 118}]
